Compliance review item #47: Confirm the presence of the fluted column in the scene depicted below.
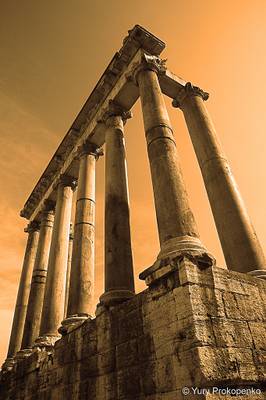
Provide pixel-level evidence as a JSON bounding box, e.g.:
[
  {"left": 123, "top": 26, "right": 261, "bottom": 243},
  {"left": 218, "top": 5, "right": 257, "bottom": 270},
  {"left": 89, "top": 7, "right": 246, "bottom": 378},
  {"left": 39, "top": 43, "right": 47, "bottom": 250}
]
[
  {"left": 3, "top": 221, "right": 39, "bottom": 368},
  {"left": 99, "top": 104, "right": 135, "bottom": 306},
  {"left": 64, "top": 223, "right": 74, "bottom": 318},
  {"left": 60, "top": 142, "right": 102, "bottom": 333},
  {"left": 134, "top": 55, "right": 212, "bottom": 280},
  {"left": 172, "top": 82, "right": 266, "bottom": 275},
  {"left": 19, "top": 202, "right": 55, "bottom": 353},
  {"left": 35, "top": 175, "right": 76, "bottom": 347}
]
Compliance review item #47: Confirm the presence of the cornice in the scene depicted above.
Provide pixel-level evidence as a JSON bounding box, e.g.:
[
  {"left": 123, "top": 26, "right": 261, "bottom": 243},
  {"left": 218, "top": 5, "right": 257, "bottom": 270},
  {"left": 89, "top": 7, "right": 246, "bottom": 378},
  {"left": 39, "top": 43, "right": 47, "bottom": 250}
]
[{"left": 20, "top": 25, "right": 165, "bottom": 220}]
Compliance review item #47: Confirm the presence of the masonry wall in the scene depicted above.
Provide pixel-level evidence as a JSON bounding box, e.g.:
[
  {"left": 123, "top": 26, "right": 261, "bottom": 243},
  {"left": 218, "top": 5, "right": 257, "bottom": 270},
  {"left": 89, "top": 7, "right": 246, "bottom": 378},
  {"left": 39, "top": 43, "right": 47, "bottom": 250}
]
[{"left": 1, "top": 258, "right": 265, "bottom": 400}]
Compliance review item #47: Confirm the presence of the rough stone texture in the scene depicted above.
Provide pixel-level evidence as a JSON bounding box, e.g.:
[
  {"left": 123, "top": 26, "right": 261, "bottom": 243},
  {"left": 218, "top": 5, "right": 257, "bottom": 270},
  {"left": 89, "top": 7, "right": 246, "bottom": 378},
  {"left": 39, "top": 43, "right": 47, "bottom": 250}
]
[{"left": 1, "top": 260, "right": 265, "bottom": 399}]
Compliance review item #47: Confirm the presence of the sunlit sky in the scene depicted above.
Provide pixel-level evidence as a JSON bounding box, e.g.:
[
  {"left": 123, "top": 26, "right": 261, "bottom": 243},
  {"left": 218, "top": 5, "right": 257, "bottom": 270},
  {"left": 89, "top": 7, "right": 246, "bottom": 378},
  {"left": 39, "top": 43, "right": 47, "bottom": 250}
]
[{"left": 1, "top": 0, "right": 266, "bottom": 365}]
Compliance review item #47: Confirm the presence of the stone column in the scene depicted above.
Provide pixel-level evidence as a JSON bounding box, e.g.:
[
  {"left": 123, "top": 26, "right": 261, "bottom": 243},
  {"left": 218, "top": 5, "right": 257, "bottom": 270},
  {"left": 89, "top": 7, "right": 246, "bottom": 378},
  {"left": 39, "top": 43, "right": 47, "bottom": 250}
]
[
  {"left": 60, "top": 143, "right": 102, "bottom": 333},
  {"left": 64, "top": 223, "right": 74, "bottom": 319},
  {"left": 19, "top": 202, "right": 55, "bottom": 353},
  {"left": 3, "top": 221, "right": 39, "bottom": 368},
  {"left": 35, "top": 175, "right": 76, "bottom": 347},
  {"left": 172, "top": 82, "right": 266, "bottom": 275},
  {"left": 134, "top": 55, "right": 212, "bottom": 282},
  {"left": 99, "top": 103, "right": 135, "bottom": 306}
]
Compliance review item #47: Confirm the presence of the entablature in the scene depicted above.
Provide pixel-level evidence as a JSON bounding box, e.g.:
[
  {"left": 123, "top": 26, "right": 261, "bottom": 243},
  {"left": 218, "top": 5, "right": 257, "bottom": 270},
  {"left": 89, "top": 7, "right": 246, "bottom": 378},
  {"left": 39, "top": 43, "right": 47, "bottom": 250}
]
[{"left": 20, "top": 25, "right": 188, "bottom": 222}]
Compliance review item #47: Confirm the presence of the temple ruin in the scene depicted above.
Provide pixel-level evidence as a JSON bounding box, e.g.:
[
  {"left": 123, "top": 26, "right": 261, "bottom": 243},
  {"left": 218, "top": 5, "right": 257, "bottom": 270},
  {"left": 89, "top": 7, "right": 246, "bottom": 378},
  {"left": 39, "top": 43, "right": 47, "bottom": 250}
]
[{"left": 0, "top": 25, "right": 265, "bottom": 399}]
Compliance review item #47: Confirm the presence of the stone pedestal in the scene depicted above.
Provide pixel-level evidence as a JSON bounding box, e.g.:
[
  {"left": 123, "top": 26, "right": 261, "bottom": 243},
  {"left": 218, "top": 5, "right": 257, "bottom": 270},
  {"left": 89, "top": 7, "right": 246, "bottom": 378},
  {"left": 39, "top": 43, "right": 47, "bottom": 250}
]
[
  {"left": 21, "top": 203, "right": 55, "bottom": 351},
  {"left": 173, "top": 82, "right": 266, "bottom": 274},
  {"left": 135, "top": 55, "right": 213, "bottom": 281},
  {"left": 36, "top": 175, "right": 75, "bottom": 347},
  {"left": 100, "top": 105, "right": 135, "bottom": 306},
  {"left": 4, "top": 221, "right": 39, "bottom": 365}
]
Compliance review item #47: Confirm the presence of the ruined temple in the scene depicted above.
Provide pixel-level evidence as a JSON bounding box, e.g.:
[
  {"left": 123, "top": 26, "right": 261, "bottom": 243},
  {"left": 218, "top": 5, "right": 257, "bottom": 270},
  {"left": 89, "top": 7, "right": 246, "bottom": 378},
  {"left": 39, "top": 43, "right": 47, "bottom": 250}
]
[{"left": 0, "top": 25, "right": 265, "bottom": 399}]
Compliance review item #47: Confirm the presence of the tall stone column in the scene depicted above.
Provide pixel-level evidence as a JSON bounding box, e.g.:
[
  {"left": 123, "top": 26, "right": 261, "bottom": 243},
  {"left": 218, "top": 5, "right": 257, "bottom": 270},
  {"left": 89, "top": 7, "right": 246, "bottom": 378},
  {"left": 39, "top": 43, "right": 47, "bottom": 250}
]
[
  {"left": 64, "top": 223, "right": 74, "bottom": 319},
  {"left": 20, "top": 201, "right": 55, "bottom": 352},
  {"left": 3, "top": 221, "right": 39, "bottom": 368},
  {"left": 99, "top": 104, "right": 135, "bottom": 306},
  {"left": 172, "top": 82, "right": 266, "bottom": 275},
  {"left": 134, "top": 55, "right": 212, "bottom": 282},
  {"left": 60, "top": 142, "right": 102, "bottom": 333},
  {"left": 35, "top": 175, "right": 76, "bottom": 347}
]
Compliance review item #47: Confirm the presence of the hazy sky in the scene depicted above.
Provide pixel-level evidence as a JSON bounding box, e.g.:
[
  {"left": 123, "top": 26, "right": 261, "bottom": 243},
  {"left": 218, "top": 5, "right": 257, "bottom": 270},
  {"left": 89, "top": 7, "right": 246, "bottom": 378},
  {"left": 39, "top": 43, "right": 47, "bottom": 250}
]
[{"left": 1, "top": 0, "right": 266, "bottom": 365}]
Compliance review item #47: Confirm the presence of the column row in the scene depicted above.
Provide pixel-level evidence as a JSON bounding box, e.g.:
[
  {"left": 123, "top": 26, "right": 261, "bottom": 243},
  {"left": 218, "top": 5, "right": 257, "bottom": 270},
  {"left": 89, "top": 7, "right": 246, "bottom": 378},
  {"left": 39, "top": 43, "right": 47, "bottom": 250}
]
[{"left": 4, "top": 56, "right": 265, "bottom": 368}]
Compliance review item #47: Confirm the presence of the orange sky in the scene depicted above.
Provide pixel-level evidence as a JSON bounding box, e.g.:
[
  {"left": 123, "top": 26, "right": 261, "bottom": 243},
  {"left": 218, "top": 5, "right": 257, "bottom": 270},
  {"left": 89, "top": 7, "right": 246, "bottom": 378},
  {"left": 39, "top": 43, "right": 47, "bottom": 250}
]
[{"left": 1, "top": 0, "right": 266, "bottom": 365}]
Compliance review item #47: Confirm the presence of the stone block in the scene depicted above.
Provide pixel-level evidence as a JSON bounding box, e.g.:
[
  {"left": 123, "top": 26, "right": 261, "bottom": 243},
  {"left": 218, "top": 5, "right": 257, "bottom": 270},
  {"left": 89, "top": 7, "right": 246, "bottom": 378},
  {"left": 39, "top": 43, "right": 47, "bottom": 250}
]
[
  {"left": 212, "top": 318, "right": 253, "bottom": 348},
  {"left": 196, "top": 346, "right": 258, "bottom": 385},
  {"left": 97, "top": 348, "right": 116, "bottom": 374},
  {"left": 143, "top": 301, "right": 177, "bottom": 334},
  {"left": 172, "top": 348, "right": 197, "bottom": 388},
  {"left": 138, "top": 333, "right": 155, "bottom": 362},
  {"left": 139, "top": 359, "right": 157, "bottom": 395},
  {"left": 80, "top": 354, "right": 98, "bottom": 379},
  {"left": 248, "top": 322, "right": 266, "bottom": 350},
  {"left": 117, "top": 308, "right": 143, "bottom": 344},
  {"left": 95, "top": 372, "right": 116, "bottom": 400},
  {"left": 117, "top": 365, "right": 141, "bottom": 399},
  {"left": 155, "top": 355, "right": 176, "bottom": 392},
  {"left": 178, "top": 260, "right": 214, "bottom": 287},
  {"left": 116, "top": 338, "right": 138, "bottom": 369},
  {"left": 79, "top": 377, "right": 97, "bottom": 399}
]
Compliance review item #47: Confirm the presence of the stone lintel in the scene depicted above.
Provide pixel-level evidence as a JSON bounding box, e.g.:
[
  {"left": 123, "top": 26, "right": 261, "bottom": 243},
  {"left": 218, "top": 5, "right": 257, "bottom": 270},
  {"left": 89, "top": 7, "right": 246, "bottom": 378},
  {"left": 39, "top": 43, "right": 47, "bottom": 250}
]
[{"left": 20, "top": 26, "right": 165, "bottom": 222}]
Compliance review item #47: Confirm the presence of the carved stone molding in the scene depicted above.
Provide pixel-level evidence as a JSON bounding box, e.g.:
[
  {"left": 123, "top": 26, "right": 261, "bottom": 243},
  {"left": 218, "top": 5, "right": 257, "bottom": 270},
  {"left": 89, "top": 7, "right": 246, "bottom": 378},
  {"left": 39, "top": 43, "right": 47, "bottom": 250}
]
[
  {"left": 101, "top": 100, "right": 132, "bottom": 125},
  {"left": 172, "top": 82, "right": 209, "bottom": 108},
  {"left": 43, "top": 199, "right": 56, "bottom": 212},
  {"left": 20, "top": 26, "right": 165, "bottom": 221},
  {"left": 77, "top": 141, "right": 104, "bottom": 160},
  {"left": 24, "top": 220, "right": 40, "bottom": 233},
  {"left": 132, "top": 53, "right": 167, "bottom": 85},
  {"left": 52, "top": 174, "right": 77, "bottom": 191}
]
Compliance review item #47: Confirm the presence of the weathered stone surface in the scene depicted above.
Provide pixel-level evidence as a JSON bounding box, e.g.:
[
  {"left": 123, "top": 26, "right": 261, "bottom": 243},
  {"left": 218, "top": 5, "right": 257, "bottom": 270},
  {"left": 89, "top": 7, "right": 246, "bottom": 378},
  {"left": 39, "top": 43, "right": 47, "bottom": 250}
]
[{"left": 1, "top": 264, "right": 265, "bottom": 399}]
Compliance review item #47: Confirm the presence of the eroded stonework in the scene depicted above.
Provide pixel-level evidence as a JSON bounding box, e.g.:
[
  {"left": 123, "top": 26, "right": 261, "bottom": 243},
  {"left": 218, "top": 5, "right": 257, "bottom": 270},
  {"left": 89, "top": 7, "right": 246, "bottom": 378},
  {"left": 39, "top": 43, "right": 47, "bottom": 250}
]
[{"left": 1, "top": 261, "right": 265, "bottom": 400}]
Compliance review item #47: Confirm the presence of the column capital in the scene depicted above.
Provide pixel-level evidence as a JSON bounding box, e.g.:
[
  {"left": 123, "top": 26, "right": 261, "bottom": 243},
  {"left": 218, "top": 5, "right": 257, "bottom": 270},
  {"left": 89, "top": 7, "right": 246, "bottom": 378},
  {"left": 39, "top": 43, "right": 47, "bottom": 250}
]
[
  {"left": 102, "top": 100, "right": 132, "bottom": 126},
  {"left": 53, "top": 174, "right": 77, "bottom": 191},
  {"left": 43, "top": 199, "right": 56, "bottom": 212},
  {"left": 77, "top": 141, "right": 104, "bottom": 160},
  {"left": 133, "top": 53, "right": 167, "bottom": 85},
  {"left": 24, "top": 220, "right": 40, "bottom": 233},
  {"left": 172, "top": 82, "right": 209, "bottom": 108}
]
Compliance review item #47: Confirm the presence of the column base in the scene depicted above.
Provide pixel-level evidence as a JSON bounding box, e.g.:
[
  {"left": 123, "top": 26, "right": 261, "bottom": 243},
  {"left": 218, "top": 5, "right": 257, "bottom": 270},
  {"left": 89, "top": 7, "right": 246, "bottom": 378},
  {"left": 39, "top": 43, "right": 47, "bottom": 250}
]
[
  {"left": 15, "top": 348, "right": 34, "bottom": 360},
  {"left": 247, "top": 269, "right": 266, "bottom": 280},
  {"left": 59, "top": 314, "right": 90, "bottom": 336},
  {"left": 34, "top": 334, "right": 60, "bottom": 350},
  {"left": 99, "top": 289, "right": 135, "bottom": 307},
  {"left": 139, "top": 235, "right": 215, "bottom": 286},
  {"left": 1, "top": 357, "right": 16, "bottom": 372}
]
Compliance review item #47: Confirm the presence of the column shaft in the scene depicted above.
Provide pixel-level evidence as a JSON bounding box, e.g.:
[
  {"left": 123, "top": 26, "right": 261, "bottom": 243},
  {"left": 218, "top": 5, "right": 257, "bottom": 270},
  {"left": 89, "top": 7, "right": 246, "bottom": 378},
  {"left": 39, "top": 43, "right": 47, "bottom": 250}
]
[
  {"left": 66, "top": 145, "right": 99, "bottom": 320},
  {"left": 21, "top": 209, "right": 54, "bottom": 349},
  {"left": 7, "top": 222, "right": 39, "bottom": 358},
  {"left": 37, "top": 177, "right": 74, "bottom": 343},
  {"left": 177, "top": 87, "right": 266, "bottom": 273},
  {"left": 137, "top": 66, "right": 206, "bottom": 261},
  {"left": 100, "top": 113, "right": 135, "bottom": 305},
  {"left": 64, "top": 226, "right": 73, "bottom": 318}
]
